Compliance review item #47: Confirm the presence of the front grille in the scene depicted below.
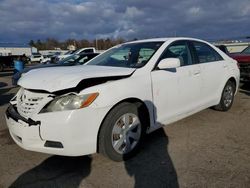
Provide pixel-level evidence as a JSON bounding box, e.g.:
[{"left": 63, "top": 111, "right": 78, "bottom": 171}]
[{"left": 16, "top": 88, "right": 53, "bottom": 118}]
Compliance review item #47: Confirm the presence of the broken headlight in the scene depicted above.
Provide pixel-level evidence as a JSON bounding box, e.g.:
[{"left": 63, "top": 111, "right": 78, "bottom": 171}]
[{"left": 43, "top": 93, "right": 99, "bottom": 112}]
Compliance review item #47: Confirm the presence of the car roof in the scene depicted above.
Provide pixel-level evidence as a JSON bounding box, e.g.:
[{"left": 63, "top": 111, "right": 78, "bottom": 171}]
[
  {"left": 78, "top": 52, "right": 100, "bottom": 55},
  {"left": 125, "top": 37, "right": 206, "bottom": 44}
]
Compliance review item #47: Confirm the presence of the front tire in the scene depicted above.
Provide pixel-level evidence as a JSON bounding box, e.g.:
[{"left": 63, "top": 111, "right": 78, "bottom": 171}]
[
  {"left": 214, "top": 80, "right": 236, "bottom": 111},
  {"left": 98, "top": 102, "right": 146, "bottom": 161}
]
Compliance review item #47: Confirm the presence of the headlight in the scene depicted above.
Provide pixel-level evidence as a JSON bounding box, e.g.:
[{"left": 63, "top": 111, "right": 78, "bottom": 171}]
[{"left": 43, "top": 93, "right": 99, "bottom": 112}]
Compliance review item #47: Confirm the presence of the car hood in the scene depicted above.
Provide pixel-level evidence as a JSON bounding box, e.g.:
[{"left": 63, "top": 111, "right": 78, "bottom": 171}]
[
  {"left": 21, "top": 63, "right": 61, "bottom": 74},
  {"left": 18, "top": 65, "right": 135, "bottom": 92}
]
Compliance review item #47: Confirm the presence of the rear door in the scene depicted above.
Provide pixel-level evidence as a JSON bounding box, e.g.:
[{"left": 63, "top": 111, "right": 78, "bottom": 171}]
[
  {"left": 151, "top": 40, "right": 202, "bottom": 125},
  {"left": 191, "top": 41, "right": 227, "bottom": 105}
]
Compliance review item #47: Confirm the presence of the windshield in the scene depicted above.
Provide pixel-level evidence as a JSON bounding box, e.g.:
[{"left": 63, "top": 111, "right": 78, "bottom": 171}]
[
  {"left": 87, "top": 42, "right": 163, "bottom": 68},
  {"left": 241, "top": 46, "right": 250, "bottom": 55}
]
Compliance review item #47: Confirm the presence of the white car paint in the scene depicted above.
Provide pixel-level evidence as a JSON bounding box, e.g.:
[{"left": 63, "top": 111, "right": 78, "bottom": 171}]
[
  {"left": 5, "top": 37, "right": 240, "bottom": 157},
  {"left": 19, "top": 65, "right": 135, "bottom": 92},
  {"left": 30, "top": 54, "right": 43, "bottom": 63}
]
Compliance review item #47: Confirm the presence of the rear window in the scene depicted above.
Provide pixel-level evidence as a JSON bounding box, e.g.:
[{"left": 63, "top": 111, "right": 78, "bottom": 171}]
[{"left": 193, "top": 42, "right": 223, "bottom": 63}]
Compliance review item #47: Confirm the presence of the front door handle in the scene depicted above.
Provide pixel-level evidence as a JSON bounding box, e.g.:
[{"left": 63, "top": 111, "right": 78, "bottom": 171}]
[{"left": 193, "top": 70, "right": 201, "bottom": 75}]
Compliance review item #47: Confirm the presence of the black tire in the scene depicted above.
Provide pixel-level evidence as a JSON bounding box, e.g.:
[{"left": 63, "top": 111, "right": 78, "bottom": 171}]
[
  {"left": 214, "top": 80, "right": 236, "bottom": 111},
  {"left": 98, "top": 102, "right": 147, "bottom": 161}
]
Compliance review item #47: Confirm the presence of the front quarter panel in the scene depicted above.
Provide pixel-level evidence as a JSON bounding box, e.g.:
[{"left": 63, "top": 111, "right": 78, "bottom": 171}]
[{"left": 79, "top": 71, "right": 155, "bottom": 130}]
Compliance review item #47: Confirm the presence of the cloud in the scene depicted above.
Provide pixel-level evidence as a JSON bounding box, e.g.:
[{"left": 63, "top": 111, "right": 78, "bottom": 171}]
[{"left": 0, "top": 0, "right": 249, "bottom": 43}]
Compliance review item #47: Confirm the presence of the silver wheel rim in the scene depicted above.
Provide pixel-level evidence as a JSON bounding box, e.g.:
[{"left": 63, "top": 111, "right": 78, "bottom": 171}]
[
  {"left": 111, "top": 113, "right": 141, "bottom": 154},
  {"left": 223, "top": 85, "right": 234, "bottom": 107}
]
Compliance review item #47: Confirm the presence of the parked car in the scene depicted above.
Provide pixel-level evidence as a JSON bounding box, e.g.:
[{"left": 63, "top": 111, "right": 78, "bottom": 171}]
[
  {"left": 56, "top": 47, "right": 96, "bottom": 61},
  {"left": 0, "top": 56, "right": 14, "bottom": 71},
  {"left": 0, "top": 55, "right": 29, "bottom": 72},
  {"left": 5, "top": 38, "right": 239, "bottom": 161},
  {"left": 30, "top": 53, "right": 43, "bottom": 63},
  {"left": 12, "top": 53, "right": 99, "bottom": 85},
  {"left": 40, "top": 54, "right": 54, "bottom": 64},
  {"left": 215, "top": 45, "right": 250, "bottom": 82},
  {"left": 229, "top": 46, "right": 250, "bottom": 81}
]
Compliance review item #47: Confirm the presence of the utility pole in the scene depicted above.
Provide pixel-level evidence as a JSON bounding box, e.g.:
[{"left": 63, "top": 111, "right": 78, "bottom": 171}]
[
  {"left": 174, "top": 31, "right": 177, "bottom": 37},
  {"left": 95, "top": 38, "right": 98, "bottom": 50}
]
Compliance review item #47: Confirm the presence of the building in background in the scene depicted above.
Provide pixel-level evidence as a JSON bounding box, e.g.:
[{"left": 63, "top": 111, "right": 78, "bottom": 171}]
[{"left": 0, "top": 43, "right": 37, "bottom": 56}]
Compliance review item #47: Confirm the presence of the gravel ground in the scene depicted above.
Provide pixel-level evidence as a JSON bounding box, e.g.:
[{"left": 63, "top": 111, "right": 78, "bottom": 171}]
[{"left": 0, "top": 70, "right": 250, "bottom": 188}]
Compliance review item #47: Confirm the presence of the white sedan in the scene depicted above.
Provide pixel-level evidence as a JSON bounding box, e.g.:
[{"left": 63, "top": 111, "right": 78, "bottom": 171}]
[{"left": 6, "top": 38, "right": 240, "bottom": 161}]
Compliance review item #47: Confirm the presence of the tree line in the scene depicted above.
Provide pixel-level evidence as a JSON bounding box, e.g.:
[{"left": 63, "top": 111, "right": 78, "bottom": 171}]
[{"left": 29, "top": 38, "right": 126, "bottom": 51}]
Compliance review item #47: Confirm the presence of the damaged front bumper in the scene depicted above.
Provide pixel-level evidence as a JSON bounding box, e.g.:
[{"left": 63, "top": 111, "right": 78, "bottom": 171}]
[
  {"left": 5, "top": 104, "right": 110, "bottom": 156},
  {"left": 5, "top": 105, "right": 44, "bottom": 152}
]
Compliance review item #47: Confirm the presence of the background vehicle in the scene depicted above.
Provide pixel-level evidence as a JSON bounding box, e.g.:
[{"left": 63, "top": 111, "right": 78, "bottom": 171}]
[
  {"left": 56, "top": 47, "right": 96, "bottom": 61},
  {"left": 216, "top": 45, "right": 250, "bottom": 82},
  {"left": 230, "top": 46, "right": 250, "bottom": 81},
  {"left": 12, "top": 52, "right": 99, "bottom": 85},
  {"left": 6, "top": 38, "right": 239, "bottom": 161},
  {"left": 0, "top": 56, "right": 14, "bottom": 71},
  {"left": 41, "top": 54, "right": 54, "bottom": 64},
  {"left": 0, "top": 55, "right": 29, "bottom": 72},
  {"left": 30, "top": 53, "right": 43, "bottom": 63}
]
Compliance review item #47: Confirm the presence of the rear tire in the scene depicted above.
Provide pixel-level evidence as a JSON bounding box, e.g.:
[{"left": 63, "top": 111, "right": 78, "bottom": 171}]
[
  {"left": 98, "top": 102, "right": 146, "bottom": 161},
  {"left": 214, "top": 80, "right": 236, "bottom": 111}
]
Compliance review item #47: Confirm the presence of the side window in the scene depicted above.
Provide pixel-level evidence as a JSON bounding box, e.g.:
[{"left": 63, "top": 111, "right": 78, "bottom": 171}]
[
  {"left": 83, "top": 49, "right": 94, "bottom": 53},
  {"left": 78, "top": 56, "right": 89, "bottom": 64},
  {"left": 160, "top": 41, "right": 192, "bottom": 66},
  {"left": 138, "top": 48, "right": 154, "bottom": 65},
  {"left": 193, "top": 42, "right": 223, "bottom": 63},
  {"left": 110, "top": 48, "right": 130, "bottom": 60}
]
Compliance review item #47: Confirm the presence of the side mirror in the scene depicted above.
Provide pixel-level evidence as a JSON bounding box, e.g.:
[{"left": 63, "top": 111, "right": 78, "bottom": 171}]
[{"left": 157, "top": 58, "right": 181, "bottom": 70}]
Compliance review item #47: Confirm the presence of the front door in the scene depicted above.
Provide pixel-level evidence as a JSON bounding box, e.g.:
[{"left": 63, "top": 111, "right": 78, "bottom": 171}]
[{"left": 151, "top": 40, "right": 202, "bottom": 125}]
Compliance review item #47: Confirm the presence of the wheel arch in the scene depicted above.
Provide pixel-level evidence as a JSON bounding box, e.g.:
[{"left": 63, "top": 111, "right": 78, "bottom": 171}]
[
  {"left": 228, "top": 76, "right": 237, "bottom": 94},
  {"left": 96, "top": 97, "right": 151, "bottom": 153},
  {"left": 218, "top": 76, "right": 237, "bottom": 100}
]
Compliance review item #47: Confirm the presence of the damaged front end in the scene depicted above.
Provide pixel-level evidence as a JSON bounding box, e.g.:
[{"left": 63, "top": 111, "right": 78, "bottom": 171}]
[{"left": 5, "top": 71, "right": 135, "bottom": 156}]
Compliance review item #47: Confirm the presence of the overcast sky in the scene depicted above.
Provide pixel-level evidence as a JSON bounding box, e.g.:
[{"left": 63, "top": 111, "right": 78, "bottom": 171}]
[{"left": 0, "top": 0, "right": 249, "bottom": 43}]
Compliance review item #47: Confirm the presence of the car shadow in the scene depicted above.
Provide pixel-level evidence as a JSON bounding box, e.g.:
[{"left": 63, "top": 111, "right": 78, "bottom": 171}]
[
  {"left": 239, "top": 82, "right": 250, "bottom": 96},
  {"left": 9, "top": 101, "right": 178, "bottom": 188},
  {"left": 124, "top": 128, "right": 179, "bottom": 188},
  {"left": 124, "top": 100, "right": 179, "bottom": 187},
  {"left": 10, "top": 156, "right": 92, "bottom": 188}
]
